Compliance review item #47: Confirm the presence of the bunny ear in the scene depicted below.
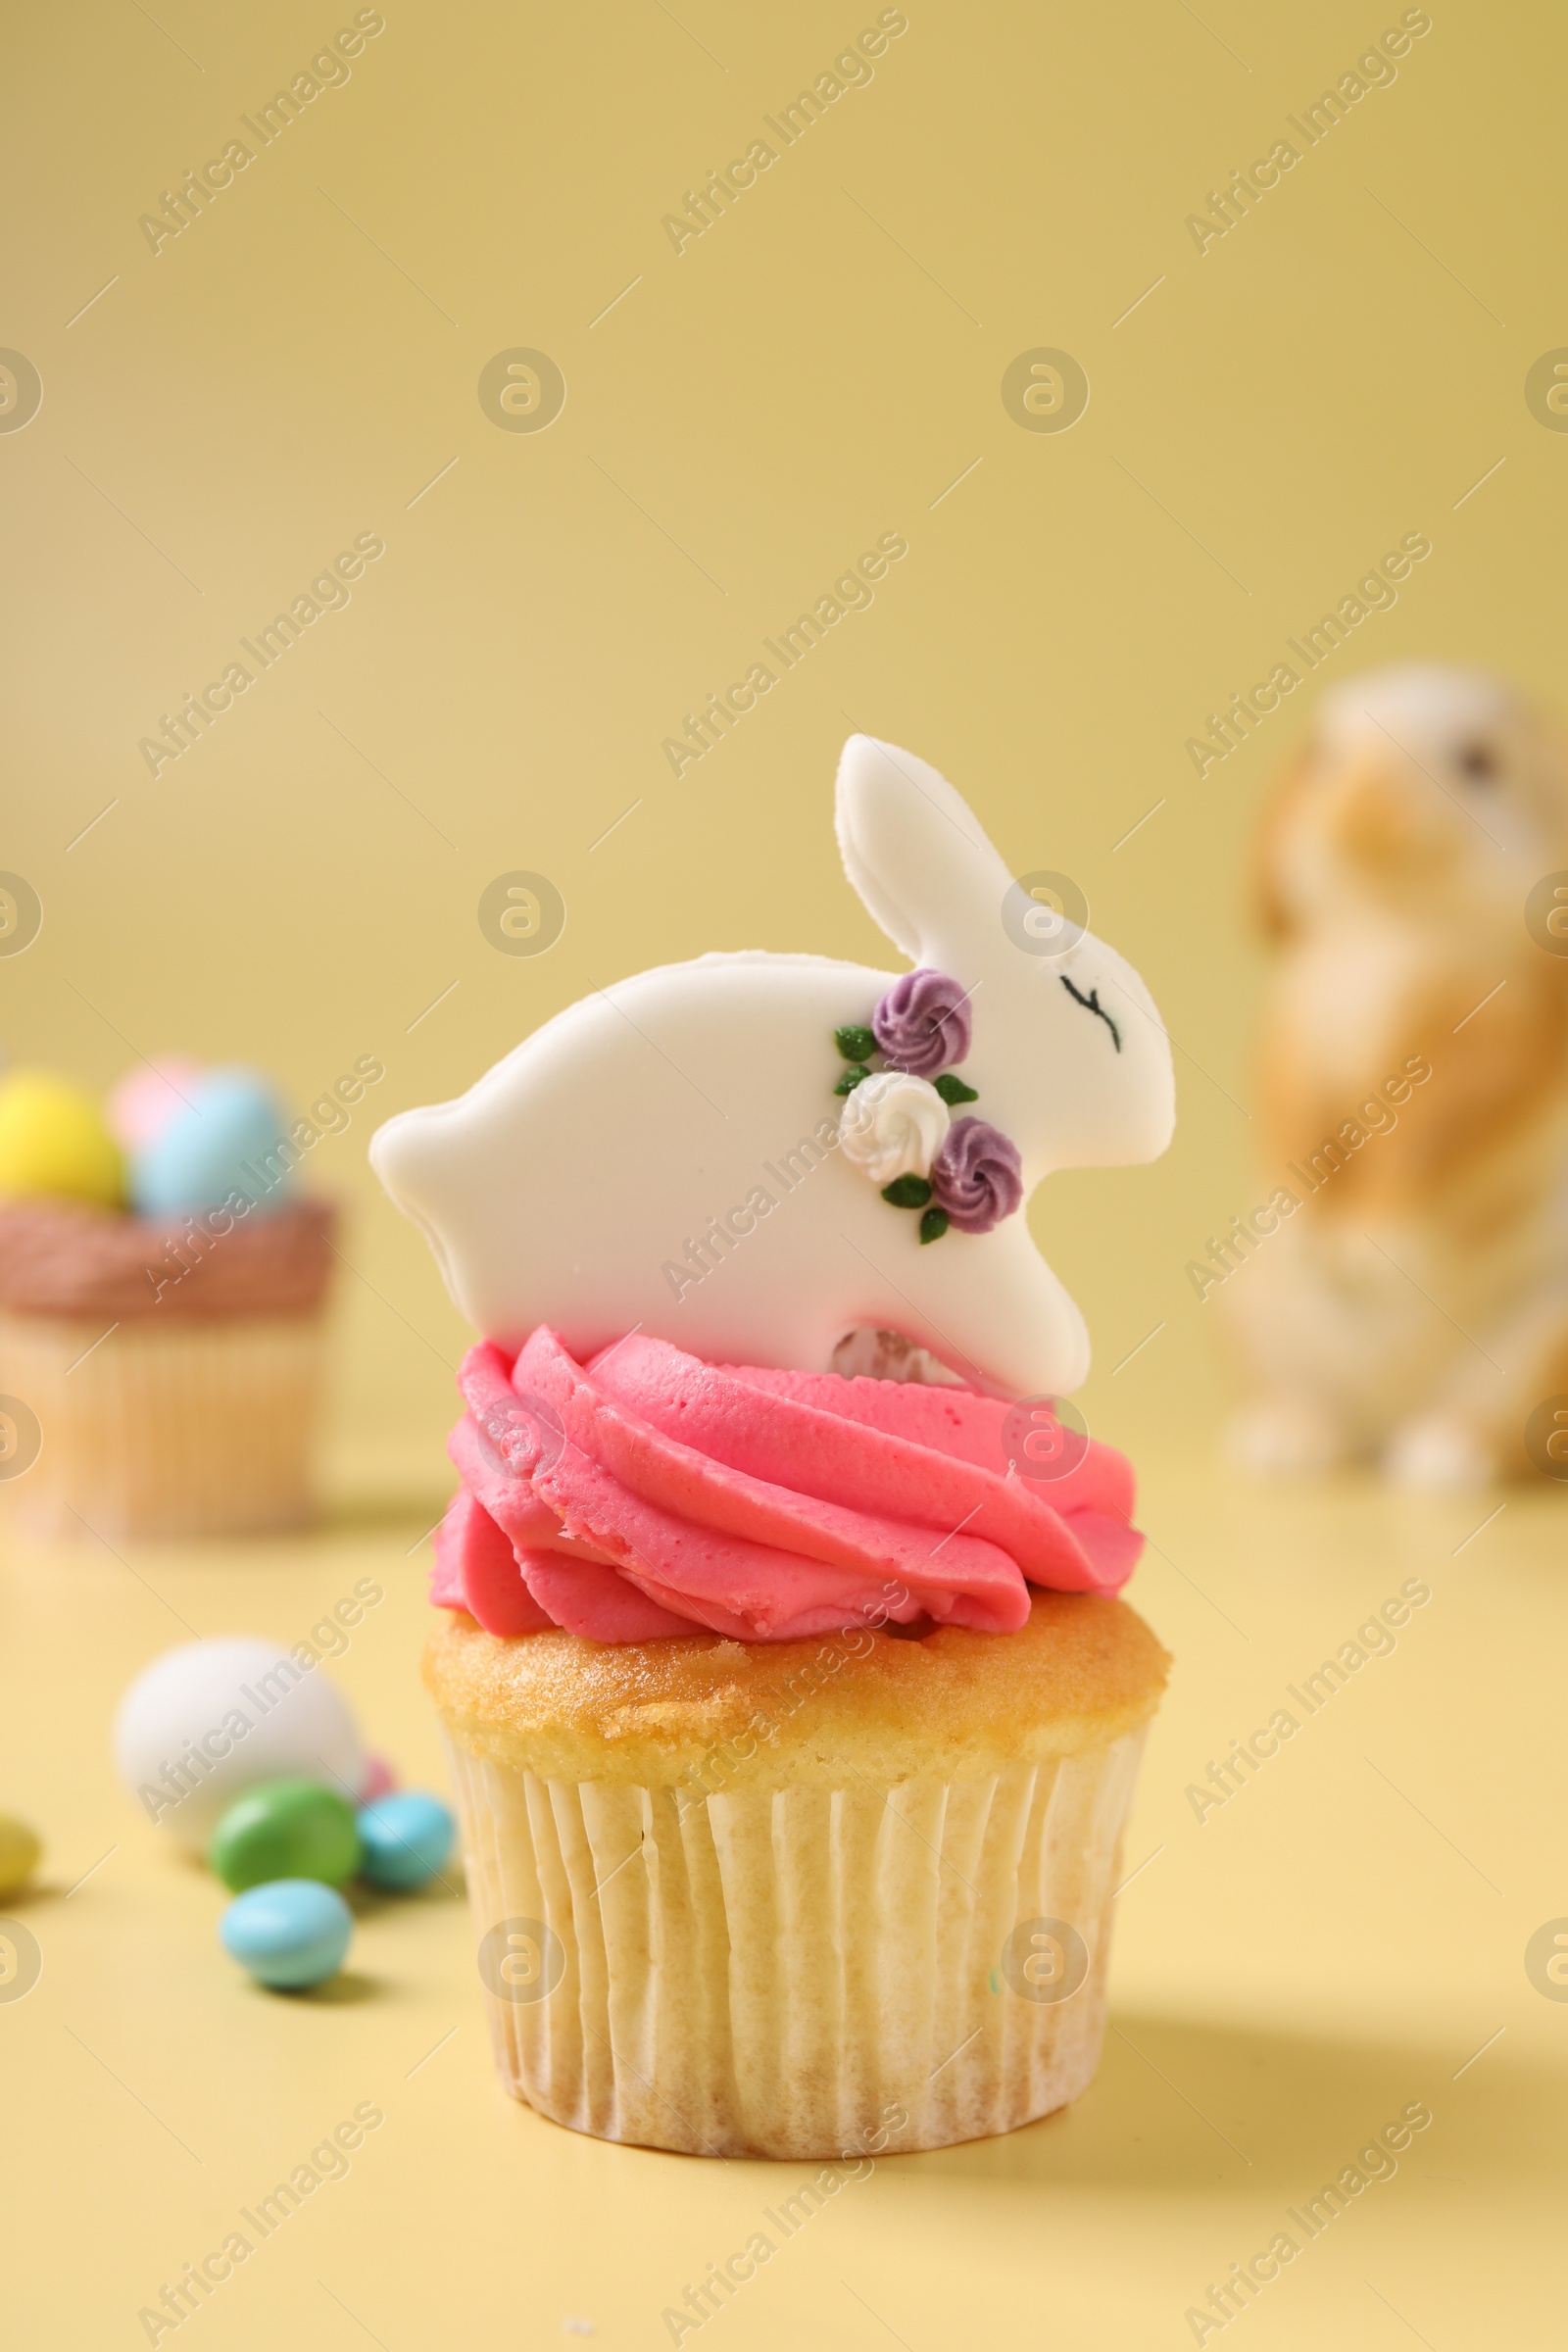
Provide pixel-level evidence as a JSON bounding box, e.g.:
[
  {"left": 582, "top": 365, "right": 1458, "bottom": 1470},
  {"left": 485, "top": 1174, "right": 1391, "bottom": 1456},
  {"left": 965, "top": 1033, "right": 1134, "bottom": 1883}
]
[{"left": 835, "top": 735, "right": 1013, "bottom": 965}]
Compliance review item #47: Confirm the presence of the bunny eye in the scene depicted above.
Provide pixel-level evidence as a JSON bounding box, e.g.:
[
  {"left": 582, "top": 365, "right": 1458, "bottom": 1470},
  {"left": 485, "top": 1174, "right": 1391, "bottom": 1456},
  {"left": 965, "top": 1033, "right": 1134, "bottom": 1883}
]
[
  {"left": 1456, "top": 740, "right": 1497, "bottom": 784},
  {"left": 1059, "top": 973, "right": 1121, "bottom": 1054}
]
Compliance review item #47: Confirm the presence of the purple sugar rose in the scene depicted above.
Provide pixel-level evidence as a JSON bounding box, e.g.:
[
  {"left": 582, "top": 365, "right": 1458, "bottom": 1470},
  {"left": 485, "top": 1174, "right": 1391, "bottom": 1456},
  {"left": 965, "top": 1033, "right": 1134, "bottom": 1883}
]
[
  {"left": 872, "top": 968, "right": 973, "bottom": 1078},
  {"left": 930, "top": 1117, "right": 1023, "bottom": 1234}
]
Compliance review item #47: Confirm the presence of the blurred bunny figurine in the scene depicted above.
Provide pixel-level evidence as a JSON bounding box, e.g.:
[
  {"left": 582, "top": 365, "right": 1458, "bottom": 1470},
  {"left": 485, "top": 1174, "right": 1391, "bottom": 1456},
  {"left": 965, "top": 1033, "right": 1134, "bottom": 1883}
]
[
  {"left": 1222, "top": 665, "right": 1568, "bottom": 1487},
  {"left": 372, "top": 735, "right": 1175, "bottom": 1398}
]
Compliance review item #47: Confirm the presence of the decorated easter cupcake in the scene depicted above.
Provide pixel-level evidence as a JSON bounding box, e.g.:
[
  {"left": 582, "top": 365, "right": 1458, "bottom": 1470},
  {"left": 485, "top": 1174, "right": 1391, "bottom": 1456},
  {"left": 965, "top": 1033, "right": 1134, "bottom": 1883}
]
[
  {"left": 0, "top": 1055, "right": 367, "bottom": 1539},
  {"left": 373, "top": 737, "right": 1173, "bottom": 2157}
]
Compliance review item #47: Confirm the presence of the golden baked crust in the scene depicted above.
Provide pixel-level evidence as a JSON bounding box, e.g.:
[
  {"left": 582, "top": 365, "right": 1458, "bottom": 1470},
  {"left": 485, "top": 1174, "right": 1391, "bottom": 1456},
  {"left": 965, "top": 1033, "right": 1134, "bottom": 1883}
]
[{"left": 424, "top": 1592, "right": 1170, "bottom": 1788}]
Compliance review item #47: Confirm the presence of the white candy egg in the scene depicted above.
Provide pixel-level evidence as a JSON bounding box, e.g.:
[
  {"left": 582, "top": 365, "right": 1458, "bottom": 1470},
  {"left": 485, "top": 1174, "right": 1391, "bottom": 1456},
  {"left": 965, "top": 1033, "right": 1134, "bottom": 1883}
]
[{"left": 113, "top": 1638, "right": 365, "bottom": 1853}]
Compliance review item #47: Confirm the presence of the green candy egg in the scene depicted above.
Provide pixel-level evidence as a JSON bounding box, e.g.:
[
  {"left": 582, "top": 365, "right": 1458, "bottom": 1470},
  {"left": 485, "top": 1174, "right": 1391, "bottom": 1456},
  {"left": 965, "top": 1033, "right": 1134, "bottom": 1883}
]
[{"left": 209, "top": 1778, "right": 362, "bottom": 1893}]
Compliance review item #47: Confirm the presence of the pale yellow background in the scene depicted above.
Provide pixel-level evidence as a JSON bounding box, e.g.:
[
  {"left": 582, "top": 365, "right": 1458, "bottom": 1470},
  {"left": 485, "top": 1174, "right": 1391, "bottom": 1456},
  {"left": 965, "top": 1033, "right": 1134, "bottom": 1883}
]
[{"left": 4, "top": 1, "right": 1567, "bottom": 2344}]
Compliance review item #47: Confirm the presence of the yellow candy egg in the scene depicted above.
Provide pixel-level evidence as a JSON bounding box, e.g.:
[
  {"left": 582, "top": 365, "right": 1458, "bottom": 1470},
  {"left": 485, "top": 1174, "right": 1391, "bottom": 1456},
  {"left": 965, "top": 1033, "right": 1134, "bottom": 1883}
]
[
  {"left": 0, "top": 1071, "right": 125, "bottom": 1205},
  {"left": 0, "top": 1813, "right": 41, "bottom": 1897}
]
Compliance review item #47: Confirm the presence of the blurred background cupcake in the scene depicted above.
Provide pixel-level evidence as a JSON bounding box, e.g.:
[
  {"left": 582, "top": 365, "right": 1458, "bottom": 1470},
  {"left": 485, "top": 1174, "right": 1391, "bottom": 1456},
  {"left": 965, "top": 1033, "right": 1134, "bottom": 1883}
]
[{"left": 0, "top": 1054, "right": 360, "bottom": 1539}]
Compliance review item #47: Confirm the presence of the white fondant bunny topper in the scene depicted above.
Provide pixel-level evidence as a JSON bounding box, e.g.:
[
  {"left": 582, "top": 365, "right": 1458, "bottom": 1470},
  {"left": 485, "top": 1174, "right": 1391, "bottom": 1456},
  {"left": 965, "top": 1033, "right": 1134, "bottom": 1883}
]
[{"left": 371, "top": 737, "right": 1174, "bottom": 1396}]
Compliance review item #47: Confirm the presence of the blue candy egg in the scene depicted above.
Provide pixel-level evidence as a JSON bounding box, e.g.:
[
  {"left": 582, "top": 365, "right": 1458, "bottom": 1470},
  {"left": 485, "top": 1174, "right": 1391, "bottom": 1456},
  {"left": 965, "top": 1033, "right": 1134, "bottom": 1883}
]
[
  {"left": 356, "top": 1791, "right": 456, "bottom": 1890},
  {"left": 220, "top": 1879, "right": 353, "bottom": 1989},
  {"left": 129, "top": 1067, "right": 291, "bottom": 1217}
]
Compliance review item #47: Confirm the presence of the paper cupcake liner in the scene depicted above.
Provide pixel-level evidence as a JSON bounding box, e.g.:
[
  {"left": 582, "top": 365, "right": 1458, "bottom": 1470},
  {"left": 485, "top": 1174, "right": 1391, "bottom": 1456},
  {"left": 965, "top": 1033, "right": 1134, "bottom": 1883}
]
[
  {"left": 0, "top": 1310, "right": 325, "bottom": 1541},
  {"left": 444, "top": 1726, "right": 1149, "bottom": 2158}
]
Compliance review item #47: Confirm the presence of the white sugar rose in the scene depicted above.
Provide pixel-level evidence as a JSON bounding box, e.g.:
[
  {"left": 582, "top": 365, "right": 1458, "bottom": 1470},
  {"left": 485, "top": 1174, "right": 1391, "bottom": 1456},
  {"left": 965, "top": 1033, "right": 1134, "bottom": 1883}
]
[{"left": 836, "top": 1071, "right": 951, "bottom": 1187}]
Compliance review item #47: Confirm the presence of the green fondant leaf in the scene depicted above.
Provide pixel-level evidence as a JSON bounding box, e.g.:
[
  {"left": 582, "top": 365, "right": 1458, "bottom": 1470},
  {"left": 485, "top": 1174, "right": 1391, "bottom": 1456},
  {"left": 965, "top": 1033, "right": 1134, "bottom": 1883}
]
[
  {"left": 918, "top": 1207, "right": 951, "bottom": 1245},
  {"left": 933, "top": 1072, "right": 979, "bottom": 1105},
  {"left": 881, "top": 1175, "right": 932, "bottom": 1208},
  {"left": 834, "top": 1024, "right": 876, "bottom": 1062},
  {"left": 833, "top": 1063, "right": 872, "bottom": 1096}
]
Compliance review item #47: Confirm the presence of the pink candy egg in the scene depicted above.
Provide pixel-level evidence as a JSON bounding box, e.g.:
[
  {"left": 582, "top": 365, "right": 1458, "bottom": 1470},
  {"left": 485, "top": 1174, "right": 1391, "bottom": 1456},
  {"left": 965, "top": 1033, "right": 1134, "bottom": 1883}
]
[
  {"left": 107, "top": 1057, "right": 205, "bottom": 1152},
  {"left": 359, "top": 1754, "right": 397, "bottom": 1801}
]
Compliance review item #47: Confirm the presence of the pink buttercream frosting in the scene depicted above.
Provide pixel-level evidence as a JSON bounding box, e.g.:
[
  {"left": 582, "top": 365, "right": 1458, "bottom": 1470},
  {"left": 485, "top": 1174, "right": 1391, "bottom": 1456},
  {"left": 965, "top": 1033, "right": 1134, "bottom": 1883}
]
[{"left": 430, "top": 1328, "right": 1145, "bottom": 1644}]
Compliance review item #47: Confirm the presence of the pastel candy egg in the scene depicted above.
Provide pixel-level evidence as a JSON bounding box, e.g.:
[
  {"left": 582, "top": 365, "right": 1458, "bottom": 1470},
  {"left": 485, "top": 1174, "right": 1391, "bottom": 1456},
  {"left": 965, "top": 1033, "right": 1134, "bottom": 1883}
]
[
  {"left": 0, "top": 1814, "right": 41, "bottom": 1897},
  {"left": 107, "top": 1057, "right": 205, "bottom": 1152},
  {"left": 220, "top": 1880, "right": 353, "bottom": 1990},
  {"left": 129, "top": 1067, "right": 290, "bottom": 1217},
  {"left": 114, "top": 1637, "right": 364, "bottom": 1853},
  {"left": 357, "top": 1792, "right": 455, "bottom": 1889},
  {"left": 359, "top": 1754, "right": 397, "bottom": 1803},
  {"left": 0, "top": 1071, "right": 124, "bottom": 1205},
  {"left": 210, "top": 1778, "right": 362, "bottom": 1893}
]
